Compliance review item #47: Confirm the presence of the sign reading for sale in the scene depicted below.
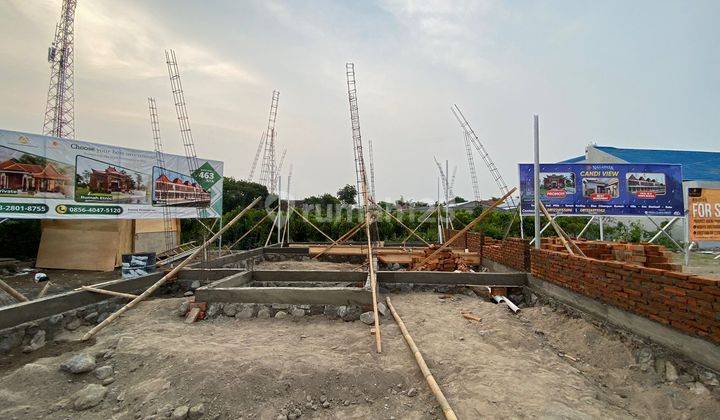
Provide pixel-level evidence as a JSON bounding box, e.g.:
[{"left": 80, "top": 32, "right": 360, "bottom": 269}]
[{"left": 689, "top": 188, "right": 720, "bottom": 241}]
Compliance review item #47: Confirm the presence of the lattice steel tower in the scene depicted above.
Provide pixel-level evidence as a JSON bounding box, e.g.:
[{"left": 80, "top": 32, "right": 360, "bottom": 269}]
[
  {"left": 346, "top": 63, "right": 370, "bottom": 203},
  {"left": 259, "top": 90, "right": 280, "bottom": 194},
  {"left": 43, "top": 0, "right": 78, "bottom": 139},
  {"left": 165, "top": 49, "right": 200, "bottom": 175},
  {"left": 452, "top": 104, "right": 516, "bottom": 207},
  {"left": 148, "top": 97, "right": 175, "bottom": 252}
]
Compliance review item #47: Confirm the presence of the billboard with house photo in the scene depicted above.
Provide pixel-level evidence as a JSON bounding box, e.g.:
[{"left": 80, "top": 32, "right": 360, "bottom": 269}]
[
  {"left": 0, "top": 129, "right": 223, "bottom": 219},
  {"left": 519, "top": 163, "right": 683, "bottom": 216}
]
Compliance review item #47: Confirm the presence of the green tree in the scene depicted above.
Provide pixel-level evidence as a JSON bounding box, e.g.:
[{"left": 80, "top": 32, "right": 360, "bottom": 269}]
[
  {"left": 336, "top": 184, "right": 357, "bottom": 205},
  {"left": 222, "top": 177, "right": 269, "bottom": 212}
]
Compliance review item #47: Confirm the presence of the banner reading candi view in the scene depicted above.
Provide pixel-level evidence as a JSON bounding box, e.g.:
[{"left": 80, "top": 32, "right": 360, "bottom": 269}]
[
  {"left": 518, "top": 163, "right": 684, "bottom": 216},
  {"left": 0, "top": 129, "right": 223, "bottom": 219}
]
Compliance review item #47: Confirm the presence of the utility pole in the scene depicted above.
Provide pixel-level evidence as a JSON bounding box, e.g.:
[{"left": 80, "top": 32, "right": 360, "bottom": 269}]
[
  {"left": 43, "top": 0, "right": 78, "bottom": 139},
  {"left": 533, "top": 115, "right": 541, "bottom": 249}
]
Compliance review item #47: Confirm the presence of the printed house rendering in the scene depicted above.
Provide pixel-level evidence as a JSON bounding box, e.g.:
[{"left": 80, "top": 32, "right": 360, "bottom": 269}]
[
  {"left": 0, "top": 158, "right": 71, "bottom": 197},
  {"left": 153, "top": 171, "right": 211, "bottom": 206}
]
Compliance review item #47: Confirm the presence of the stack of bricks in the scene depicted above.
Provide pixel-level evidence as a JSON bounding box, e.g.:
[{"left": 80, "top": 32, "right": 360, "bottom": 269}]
[
  {"left": 531, "top": 248, "right": 720, "bottom": 344},
  {"left": 539, "top": 238, "right": 679, "bottom": 270},
  {"left": 413, "top": 245, "right": 469, "bottom": 272}
]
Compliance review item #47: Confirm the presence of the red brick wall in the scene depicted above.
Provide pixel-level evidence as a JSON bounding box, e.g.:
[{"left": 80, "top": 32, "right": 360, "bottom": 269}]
[
  {"left": 531, "top": 248, "right": 720, "bottom": 344},
  {"left": 444, "top": 230, "right": 529, "bottom": 271},
  {"left": 540, "top": 238, "right": 679, "bottom": 270}
]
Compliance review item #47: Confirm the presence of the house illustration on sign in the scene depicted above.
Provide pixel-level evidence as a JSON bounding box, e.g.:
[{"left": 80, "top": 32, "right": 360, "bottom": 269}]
[
  {"left": 89, "top": 166, "right": 134, "bottom": 193},
  {"left": 0, "top": 159, "right": 71, "bottom": 194}
]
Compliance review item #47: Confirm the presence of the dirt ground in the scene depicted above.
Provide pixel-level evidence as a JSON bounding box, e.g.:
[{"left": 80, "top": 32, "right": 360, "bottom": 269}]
[
  {"left": 675, "top": 252, "right": 720, "bottom": 279},
  {"left": 1, "top": 292, "right": 719, "bottom": 419},
  {"left": 1, "top": 268, "right": 121, "bottom": 306},
  {"left": 256, "top": 260, "right": 363, "bottom": 272}
]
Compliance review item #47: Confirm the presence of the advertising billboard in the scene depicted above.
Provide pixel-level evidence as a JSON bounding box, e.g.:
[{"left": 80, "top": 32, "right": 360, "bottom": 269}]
[
  {"left": 519, "top": 163, "right": 683, "bottom": 216},
  {"left": 0, "top": 129, "right": 223, "bottom": 219},
  {"left": 688, "top": 188, "right": 720, "bottom": 241}
]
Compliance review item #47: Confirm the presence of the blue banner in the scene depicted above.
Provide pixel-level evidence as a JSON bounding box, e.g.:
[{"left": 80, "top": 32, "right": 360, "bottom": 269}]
[{"left": 519, "top": 163, "right": 684, "bottom": 216}]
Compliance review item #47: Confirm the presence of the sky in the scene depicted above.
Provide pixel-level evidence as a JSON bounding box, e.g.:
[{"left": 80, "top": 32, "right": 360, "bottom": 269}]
[{"left": 0, "top": 0, "right": 718, "bottom": 203}]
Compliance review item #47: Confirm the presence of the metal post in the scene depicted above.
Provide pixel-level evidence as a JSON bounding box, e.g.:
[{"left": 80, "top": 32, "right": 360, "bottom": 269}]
[
  {"left": 519, "top": 209, "right": 525, "bottom": 239},
  {"left": 577, "top": 216, "right": 596, "bottom": 239},
  {"left": 533, "top": 115, "right": 540, "bottom": 249},
  {"left": 217, "top": 216, "right": 223, "bottom": 250},
  {"left": 437, "top": 177, "right": 443, "bottom": 243},
  {"left": 277, "top": 177, "right": 282, "bottom": 246},
  {"left": 599, "top": 215, "right": 604, "bottom": 241},
  {"left": 684, "top": 214, "right": 691, "bottom": 266},
  {"left": 445, "top": 160, "right": 450, "bottom": 229}
]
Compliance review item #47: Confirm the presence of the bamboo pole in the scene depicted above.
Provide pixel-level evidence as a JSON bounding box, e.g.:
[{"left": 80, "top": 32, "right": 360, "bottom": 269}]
[
  {"left": 264, "top": 208, "right": 280, "bottom": 247},
  {"left": 82, "top": 197, "right": 262, "bottom": 341},
  {"left": 415, "top": 188, "right": 516, "bottom": 269},
  {"left": 79, "top": 286, "right": 138, "bottom": 300},
  {"left": 36, "top": 281, "right": 52, "bottom": 299},
  {"left": 312, "top": 218, "right": 369, "bottom": 260},
  {"left": 385, "top": 297, "right": 458, "bottom": 420},
  {"left": 371, "top": 199, "right": 430, "bottom": 246},
  {"left": 0, "top": 278, "right": 29, "bottom": 302},
  {"left": 402, "top": 207, "right": 437, "bottom": 245},
  {"left": 538, "top": 202, "right": 586, "bottom": 257},
  {"left": 227, "top": 205, "right": 278, "bottom": 250},
  {"left": 291, "top": 207, "right": 335, "bottom": 243}
]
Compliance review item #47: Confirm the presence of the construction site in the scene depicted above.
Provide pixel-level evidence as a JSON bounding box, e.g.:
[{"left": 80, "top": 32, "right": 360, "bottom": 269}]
[{"left": 2, "top": 1, "right": 720, "bottom": 419}]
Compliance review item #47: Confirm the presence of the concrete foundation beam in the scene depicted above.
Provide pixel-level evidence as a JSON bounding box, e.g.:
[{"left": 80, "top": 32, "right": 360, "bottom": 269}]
[
  {"left": 377, "top": 271, "right": 527, "bottom": 286},
  {"left": 0, "top": 271, "right": 164, "bottom": 331},
  {"left": 195, "top": 286, "right": 372, "bottom": 306}
]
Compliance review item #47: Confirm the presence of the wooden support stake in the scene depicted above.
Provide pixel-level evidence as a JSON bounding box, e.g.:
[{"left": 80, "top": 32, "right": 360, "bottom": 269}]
[
  {"left": 402, "top": 207, "right": 437, "bottom": 245},
  {"left": 82, "top": 197, "right": 263, "bottom": 341},
  {"left": 372, "top": 199, "right": 430, "bottom": 246},
  {"left": 291, "top": 207, "right": 335, "bottom": 242},
  {"left": 227, "top": 205, "right": 278, "bottom": 250},
  {"left": 312, "top": 218, "right": 369, "bottom": 260},
  {"left": 0, "top": 278, "right": 29, "bottom": 302},
  {"left": 386, "top": 297, "right": 458, "bottom": 420},
  {"left": 538, "top": 202, "right": 586, "bottom": 257},
  {"left": 79, "top": 286, "right": 139, "bottom": 300},
  {"left": 415, "top": 188, "right": 516, "bottom": 269},
  {"left": 36, "top": 281, "right": 52, "bottom": 299}
]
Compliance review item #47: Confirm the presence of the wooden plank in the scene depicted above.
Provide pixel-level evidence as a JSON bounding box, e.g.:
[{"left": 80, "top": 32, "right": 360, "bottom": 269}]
[
  {"left": 195, "top": 286, "right": 373, "bottom": 305},
  {"left": 36, "top": 228, "right": 119, "bottom": 271}
]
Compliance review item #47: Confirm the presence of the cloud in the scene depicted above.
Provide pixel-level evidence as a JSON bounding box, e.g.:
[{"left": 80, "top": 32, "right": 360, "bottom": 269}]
[
  {"left": 8, "top": 0, "right": 259, "bottom": 84},
  {"left": 379, "top": 0, "right": 504, "bottom": 83}
]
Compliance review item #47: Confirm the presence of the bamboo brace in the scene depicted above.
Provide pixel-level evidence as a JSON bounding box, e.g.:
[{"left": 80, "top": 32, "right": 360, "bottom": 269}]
[
  {"left": 82, "top": 197, "right": 262, "bottom": 341},
  {"left": 386, "top": 297, "right": 458, "bottom": 420}
]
